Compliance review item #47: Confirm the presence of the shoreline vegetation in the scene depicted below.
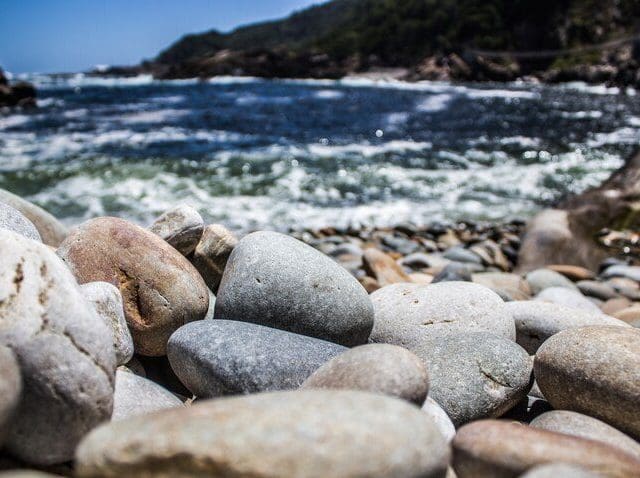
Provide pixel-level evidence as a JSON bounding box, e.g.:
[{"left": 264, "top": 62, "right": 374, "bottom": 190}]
[{"left": 94, "top": 0, "right": 640, "bottom": 88}]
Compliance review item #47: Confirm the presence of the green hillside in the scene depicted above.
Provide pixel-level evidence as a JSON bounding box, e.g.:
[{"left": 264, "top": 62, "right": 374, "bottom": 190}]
[{"left": 150, "top": 0, "right": 640, "bottom": 82}]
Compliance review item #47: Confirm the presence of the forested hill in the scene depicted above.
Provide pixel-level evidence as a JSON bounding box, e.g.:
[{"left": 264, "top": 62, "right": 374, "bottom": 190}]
[{"left": 142, "top": 0, "right": 640, "bottom": 84}]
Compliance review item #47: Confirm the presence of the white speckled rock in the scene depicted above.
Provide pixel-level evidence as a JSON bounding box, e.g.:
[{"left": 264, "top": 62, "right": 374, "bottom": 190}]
[
  {"left": 0, "top": 189, "right": 67, "bottom": 246},
  {"left": 422, "top": 397, "right": 456, "bottom": 442},
  {"left": 0, "top": 229, "right": 116, "bottom": 465},
  {"left": 215, "top": 231, "right": 374, "bottom": 346},
  {"left": 112, "top": 370, "right": 182, "bottom": 421},
  {"left": 0, "top": 202, "right": 40, "bottom": 242},
  {"left": 0, "top": 346, "right": 21, "bottom": 447},
  {"left": 535, "top": 287, "right": 602, "bottom": 313},
  {"left": 370, "top": 282, "right": 516, "bottom": 345},
  {"left": 80, "top": 282, "right": 134, "bottom": 365},
  {"left": 301, "top": 344, "right": 429, "bottom": 405},
  {"left": 168, "top": 319, "right": 346, "bottom": 397},
  {"left": 535, "top": 326, "right": 640, "bottom": 440},
  {"left": 149, "top": 205, "right": 203, "bottom": 256},
  {"left": 506, "top": 301, "right": 628, "bottom": 354},
  {"left": 76, "top": 390, "right": 451, "bottom": 478},
  {"left": 525, "top": 268, "right": 579, "bottom": 295},
  {"left": 530, "top": 410, "right": 640, "bottom": 460}
]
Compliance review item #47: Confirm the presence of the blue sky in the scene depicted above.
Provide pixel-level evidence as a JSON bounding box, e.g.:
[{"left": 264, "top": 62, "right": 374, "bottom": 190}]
[{"left": 0, "top": 0, "right": 320, "bottom": 73}]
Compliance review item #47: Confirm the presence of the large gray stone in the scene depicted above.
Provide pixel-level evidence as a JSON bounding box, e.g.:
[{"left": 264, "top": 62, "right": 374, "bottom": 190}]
[
  {"left": 149, "top": 204, "right": 204, "bottom": 256},
  {"left": 535, "top": 287, "right": 602, "bottom": 313},
  {"left": 535, "top": 326, "right": 640, "bottom": 440},
  {"left": 215, "top": 231, "right": 374, "bottom": 347},
  {"left": 370, "top": 282, "right": 515, "bottom": 345},
  {"left": 530, "top": 410, "right": 640, "bottom": 460},
  {"left": 168, "top": 320, "right": 346, "bottom": 397},
  {"left": 0, "top": 202, "right": 40, "bottom": 242},
  {"left": 0, "top": 229, "right": 116, "bottom": 465},
  {"left": 190, "top": 224, "right": 237, "bottom": 293},
  {"left": 506, "top": 301, "right": 628, "bottom": 354},
  {"left": 0, "top": 189, "right": 67, "bottom": 246},
  {"left": 80, "top": 282, "right": 134, "bottom": 365},
  {"left": 57, "top": 217, "right": 209, "bottom": 356},
  {"left": 0, "top": 346, "right": 21, "bottom": 447},
  {"left": 301, "top": 344, "right": 429, "bottom": 405},
  {"left": 112, "top": 370, "right": 182, "bottom": 421},
  {"left": 76, "top": 390, "right": 450, "bottom": 478},
  {"left": 452, "top": 419, "right": 640, "bottom": 478},
  {"left": 419, "top": 332, "right": 532, "bottom": 425},
  {"left": 525, "top": 268, "right": 579, "bottom": 295}
]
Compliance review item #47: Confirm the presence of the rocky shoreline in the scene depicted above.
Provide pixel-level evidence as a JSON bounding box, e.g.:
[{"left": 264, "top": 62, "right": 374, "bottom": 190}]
[
  {"left": 96, "top": 40, "right": 640, "bottom": 88},
  {"left": 0, "top": 179, "right": 638, "bottom": 476},
  {"left": 0, "top": 69, "right": 36, "bottom": 109}
]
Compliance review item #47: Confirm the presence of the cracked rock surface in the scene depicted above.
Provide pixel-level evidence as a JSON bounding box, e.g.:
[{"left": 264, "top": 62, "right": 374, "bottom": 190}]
[
  {"left": 0, "top": 229, "right": 116, "bottom": 465},
  {"left": 57, "top": 217, "right": 209, "bottom": 356},
  {"left": 375, "top": 330, "right": 532, "bottom": 426}
]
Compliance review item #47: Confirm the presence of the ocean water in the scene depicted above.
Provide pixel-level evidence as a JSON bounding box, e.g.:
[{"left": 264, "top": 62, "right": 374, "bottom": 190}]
[{"left": 1, "top": 73, "right": 639, "bottom": 231}]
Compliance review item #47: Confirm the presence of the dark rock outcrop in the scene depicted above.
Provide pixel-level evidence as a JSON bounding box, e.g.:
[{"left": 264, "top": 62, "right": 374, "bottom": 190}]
[{"left": 0, "top": 68, "right": 36, "bottom": 108}]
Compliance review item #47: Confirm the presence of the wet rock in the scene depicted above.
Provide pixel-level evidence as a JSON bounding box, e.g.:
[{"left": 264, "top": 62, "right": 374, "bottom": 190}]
[
  {"left": 0, "top": 229, "right": 116, "bottom": 465},
  {"left": 452, "top": 419, "right": 640, "bottom": 478},
  {"left": 525, "top": 268, "right": 579, "bottom": 295},
  {"left": 149, "top": 205, "right": 204, "bottom": 256},
  {"left": 0, "top": 189, "right": 67, "bottom": 247},
  {"left": 168, "top": 319, "right": 346, "bottom": 397},
  {"left": 0, "top": 203, "right": 40, "bottom": 242},
  {"left": 535, "top": 287, "right": 602, "bottom": 313},
  {"left": 76, "top": 390, "right": 450, "bottom": 478},
  {"left": 80, "top": 282, "right": 134, "bottom": 366},
  {"left": 370, "top": 282, "right": 515, "bottom": 343},
  {"left": 422, "top": 397, "right": 456, "bottom": 442},
  {"left": 530, "top": 410, "right": 640, "bottom": 460},
  {"left": 535, "top": 326, "right": 640, "bottom": 440},
  {"left": 190, "top": 224, "right": 237, "bottom": 293},
  {"left": 301, "top": 344, "right": 429, "bottom": 405},
  {"left": 215, "top": 231, "right": 373, "bottom": 347},
  {"left": 506, "top": 301, "right": 628, "bottom": 354},
  {"left": 0, "top": 346, "right": 21, "bottom": 447},
  {"left": 362, "top": 248, "right": 411, "bottom": 286},
  {"left": 57, "top": 217, "right": 209, "bottom": 356},
  {"left": 112, "top": 370, "right": 182, "bottom": 421}
]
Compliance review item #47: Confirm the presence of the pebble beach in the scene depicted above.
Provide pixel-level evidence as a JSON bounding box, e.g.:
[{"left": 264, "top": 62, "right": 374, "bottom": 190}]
[{"left": 0, "top": 187, "right": 638, "bottom": 477}]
